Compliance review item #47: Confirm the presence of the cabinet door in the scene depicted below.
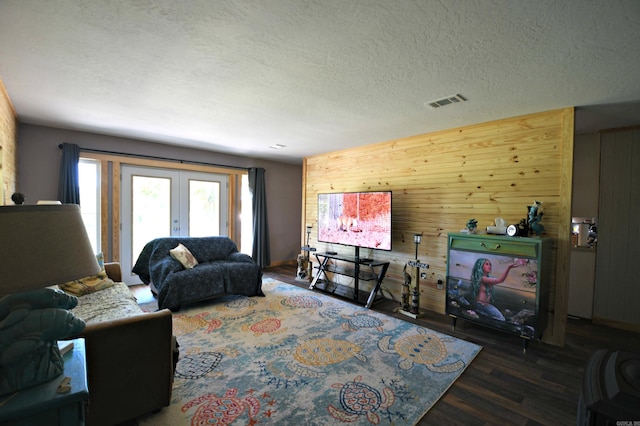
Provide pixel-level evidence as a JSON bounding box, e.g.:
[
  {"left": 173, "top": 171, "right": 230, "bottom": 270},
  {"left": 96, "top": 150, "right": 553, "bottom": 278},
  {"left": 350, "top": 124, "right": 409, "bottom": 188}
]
[{"left": 446, "top": 237, "right": 541, "bottom": 339}]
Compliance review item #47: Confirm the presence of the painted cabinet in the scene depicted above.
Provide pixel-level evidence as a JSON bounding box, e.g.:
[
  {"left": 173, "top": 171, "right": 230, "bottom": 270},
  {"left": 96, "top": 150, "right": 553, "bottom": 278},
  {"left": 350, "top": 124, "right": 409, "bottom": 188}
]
[{"left": 446, "top": 233, "right": 552, "bottom": 350}]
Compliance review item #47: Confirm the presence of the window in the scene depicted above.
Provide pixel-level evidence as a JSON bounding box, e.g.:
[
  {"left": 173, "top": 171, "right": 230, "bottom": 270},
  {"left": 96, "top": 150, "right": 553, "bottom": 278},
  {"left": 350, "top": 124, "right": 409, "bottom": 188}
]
[
  {"left": 79, "top": 159, "right": 100, "bottom": 254},
  {"left": 240, "top": 174, "right": 252, "bottom": 255}
]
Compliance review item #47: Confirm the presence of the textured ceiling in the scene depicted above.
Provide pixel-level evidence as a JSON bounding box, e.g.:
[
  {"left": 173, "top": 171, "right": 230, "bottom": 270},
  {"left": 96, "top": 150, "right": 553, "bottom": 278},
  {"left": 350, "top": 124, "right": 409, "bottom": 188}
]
[{"left": 1, "top": 0, "right": 639, "bottom": 164}]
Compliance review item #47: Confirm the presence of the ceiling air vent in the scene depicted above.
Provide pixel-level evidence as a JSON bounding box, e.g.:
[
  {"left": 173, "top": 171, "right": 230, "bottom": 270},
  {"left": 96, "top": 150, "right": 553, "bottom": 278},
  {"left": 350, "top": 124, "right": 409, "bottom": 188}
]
[{"left": 426, "top": 94, "right": 467, "bottom": 109}]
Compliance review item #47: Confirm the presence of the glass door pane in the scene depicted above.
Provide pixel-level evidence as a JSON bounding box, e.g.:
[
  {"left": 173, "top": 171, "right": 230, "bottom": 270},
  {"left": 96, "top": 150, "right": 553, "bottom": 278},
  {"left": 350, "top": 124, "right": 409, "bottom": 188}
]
[
  {"left": 188, "top": 179, "right": 220, "bottom": 237},
  {"left": 179, "top": 171, "right": 228, "bottom": 238},
  {"left": 131, "top": 175, "right": 172, "bottom": 260},
  {"left": 121, "top": 166, "right": 180, "bottom": 284}
]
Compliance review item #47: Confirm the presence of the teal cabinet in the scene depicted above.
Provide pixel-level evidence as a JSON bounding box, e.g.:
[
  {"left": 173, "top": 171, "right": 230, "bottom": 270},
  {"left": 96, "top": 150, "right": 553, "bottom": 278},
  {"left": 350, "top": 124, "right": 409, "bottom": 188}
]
[{"left": 446, "top": 233, "right": 551, "bottom": 351}]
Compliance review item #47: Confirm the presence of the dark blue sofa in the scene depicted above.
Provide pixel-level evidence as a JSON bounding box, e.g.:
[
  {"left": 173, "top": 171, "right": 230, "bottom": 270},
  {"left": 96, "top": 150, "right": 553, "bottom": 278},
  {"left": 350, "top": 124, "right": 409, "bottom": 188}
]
[{"left": 132, "top": 236, "right": 263, "bottom": 310}]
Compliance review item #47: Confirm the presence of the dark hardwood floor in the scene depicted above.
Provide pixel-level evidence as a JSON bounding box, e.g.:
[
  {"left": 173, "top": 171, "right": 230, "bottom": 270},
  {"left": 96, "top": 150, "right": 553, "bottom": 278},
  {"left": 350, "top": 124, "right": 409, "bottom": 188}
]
[{"left": 263, "top": 263, "right": 640, "bottom": 426}]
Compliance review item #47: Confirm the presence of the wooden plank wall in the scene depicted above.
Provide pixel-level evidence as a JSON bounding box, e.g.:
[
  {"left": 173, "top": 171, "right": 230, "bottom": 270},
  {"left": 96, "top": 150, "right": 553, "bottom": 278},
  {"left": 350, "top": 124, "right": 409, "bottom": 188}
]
[
  {"left": 0, "top": 79, "right": 17, "bottom": 205},
  {"left": 303, "top": 108, "right": 574, "bottom": 346}
]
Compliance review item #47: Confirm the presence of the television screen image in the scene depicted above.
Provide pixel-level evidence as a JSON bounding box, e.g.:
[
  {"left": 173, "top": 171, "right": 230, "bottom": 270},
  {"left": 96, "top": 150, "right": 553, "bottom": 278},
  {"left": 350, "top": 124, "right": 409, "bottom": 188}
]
[{"left": 317, "top": 191, "right": 392, "bottom": 251}]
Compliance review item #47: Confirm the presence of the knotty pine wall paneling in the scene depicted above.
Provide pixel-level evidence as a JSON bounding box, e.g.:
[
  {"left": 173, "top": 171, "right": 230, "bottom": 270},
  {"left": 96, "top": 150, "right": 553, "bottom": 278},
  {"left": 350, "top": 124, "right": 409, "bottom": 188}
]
[
  {"left": 303, "top": 108, "right": 574, "bottom": 346},
  {"left": 0, "top": 80, "right": 17, "bottom": 205}
]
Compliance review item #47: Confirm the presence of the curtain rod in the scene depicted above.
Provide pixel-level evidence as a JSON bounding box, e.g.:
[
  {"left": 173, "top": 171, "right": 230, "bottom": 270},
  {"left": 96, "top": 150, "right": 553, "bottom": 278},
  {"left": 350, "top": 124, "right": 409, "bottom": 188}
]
[{"left": 58, "top": 144, "right": 249, "bottom": 171}]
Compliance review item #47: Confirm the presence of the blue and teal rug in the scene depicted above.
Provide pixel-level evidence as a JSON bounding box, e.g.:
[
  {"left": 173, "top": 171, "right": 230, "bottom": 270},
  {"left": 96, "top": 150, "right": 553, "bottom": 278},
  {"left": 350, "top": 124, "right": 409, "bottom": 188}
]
[{"left": 138, "top": 279, "right": 481, "bottom": 425}]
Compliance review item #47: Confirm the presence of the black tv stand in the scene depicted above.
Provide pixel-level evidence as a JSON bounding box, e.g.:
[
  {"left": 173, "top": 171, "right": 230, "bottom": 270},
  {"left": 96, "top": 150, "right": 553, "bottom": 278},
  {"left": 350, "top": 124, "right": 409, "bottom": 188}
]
[{"left": 309, "top": 252, "right": 389, "bottom": 308}]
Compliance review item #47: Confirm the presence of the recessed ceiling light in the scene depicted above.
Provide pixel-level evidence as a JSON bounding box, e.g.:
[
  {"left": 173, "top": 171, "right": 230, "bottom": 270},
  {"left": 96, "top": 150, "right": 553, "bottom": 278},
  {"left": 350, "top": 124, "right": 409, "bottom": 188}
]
[
  {"left": 269, "top": 144, "right": 287, "bottom": 149},
  {"left": 425, "top": 94, "right": 467, "bottom": 109}
]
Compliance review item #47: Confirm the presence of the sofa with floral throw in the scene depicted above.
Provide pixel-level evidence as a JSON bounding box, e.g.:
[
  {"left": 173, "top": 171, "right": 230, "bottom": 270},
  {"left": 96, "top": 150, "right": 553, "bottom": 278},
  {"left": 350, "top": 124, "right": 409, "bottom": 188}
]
[
  {"left": 132, "top": 236, "right": 264, "bottom": 311},
  {"left": 58, "top": 262, "right": 176, "bottom": 426}
]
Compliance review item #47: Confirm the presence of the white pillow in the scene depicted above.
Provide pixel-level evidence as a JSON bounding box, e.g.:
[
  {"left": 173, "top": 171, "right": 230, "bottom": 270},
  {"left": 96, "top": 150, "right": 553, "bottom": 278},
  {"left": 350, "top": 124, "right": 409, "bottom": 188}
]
[{"left": 170, "top": 244, "right": 199, "bottom": 269}]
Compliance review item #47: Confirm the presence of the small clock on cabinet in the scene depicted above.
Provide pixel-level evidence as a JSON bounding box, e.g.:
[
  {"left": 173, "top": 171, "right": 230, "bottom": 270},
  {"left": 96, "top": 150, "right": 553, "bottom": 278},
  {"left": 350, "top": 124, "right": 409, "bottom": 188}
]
[{"left": 506, "top": 224, "right": 520, "bottom": 237}]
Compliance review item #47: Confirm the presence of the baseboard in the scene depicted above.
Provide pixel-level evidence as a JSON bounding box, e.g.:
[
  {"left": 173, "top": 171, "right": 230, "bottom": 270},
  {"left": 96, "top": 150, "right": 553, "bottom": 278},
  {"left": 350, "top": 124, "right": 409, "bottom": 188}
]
[
  {"left": 266, "top": 259, "right": 297, "bottom": 267},
  {"left": 592, "top": 316, "right": 640, "bottom": 333}
]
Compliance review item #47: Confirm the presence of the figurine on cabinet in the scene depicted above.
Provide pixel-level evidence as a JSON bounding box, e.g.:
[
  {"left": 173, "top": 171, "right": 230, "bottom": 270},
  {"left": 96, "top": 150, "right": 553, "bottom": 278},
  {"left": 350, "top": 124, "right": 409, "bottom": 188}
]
[
  {"left": 466, "top": 218, "right": 478, "bottom": 233},
  {"left": 11, "top": 193, "right": 25, "bottom": 205},
  {"left": 527, "top": 200, "right": 545, "bottom": 236}
]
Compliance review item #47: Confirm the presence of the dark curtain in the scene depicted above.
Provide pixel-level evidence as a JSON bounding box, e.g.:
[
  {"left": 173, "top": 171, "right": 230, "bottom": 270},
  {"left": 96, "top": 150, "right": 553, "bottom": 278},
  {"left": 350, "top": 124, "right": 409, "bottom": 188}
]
[
  {"left": 248, "top": 167, "right": 270, "bottom": 268},
  {"left": 58, "top": 143, "right": 80, "bottom": 204}
]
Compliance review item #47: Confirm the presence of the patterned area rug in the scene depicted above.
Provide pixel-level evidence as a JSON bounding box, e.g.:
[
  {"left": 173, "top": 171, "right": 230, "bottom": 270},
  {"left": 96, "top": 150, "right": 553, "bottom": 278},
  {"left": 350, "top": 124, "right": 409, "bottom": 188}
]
[{"left": 137, "top": 279, "right": 481, "bottom": 425}]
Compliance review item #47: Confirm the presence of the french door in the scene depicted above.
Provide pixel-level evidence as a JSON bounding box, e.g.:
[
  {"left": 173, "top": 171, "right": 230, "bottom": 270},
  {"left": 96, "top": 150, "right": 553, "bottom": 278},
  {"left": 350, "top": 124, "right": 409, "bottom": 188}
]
[{"left": 121, "top": 165, "right": 228, "bottom": 284}]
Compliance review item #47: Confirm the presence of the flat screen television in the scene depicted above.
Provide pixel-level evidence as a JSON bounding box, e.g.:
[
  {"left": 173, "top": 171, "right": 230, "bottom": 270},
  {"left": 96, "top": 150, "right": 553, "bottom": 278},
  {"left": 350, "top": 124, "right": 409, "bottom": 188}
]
[{"left": 317, "top": 191, "right": 392, "bottom": 254}]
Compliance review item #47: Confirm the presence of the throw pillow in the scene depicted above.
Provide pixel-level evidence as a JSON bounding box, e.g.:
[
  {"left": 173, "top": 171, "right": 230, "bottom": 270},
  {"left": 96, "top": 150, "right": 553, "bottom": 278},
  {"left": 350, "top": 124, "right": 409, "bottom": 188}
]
[
  {"left": 170, "top": 243, "right": 199, "bottom": 269},
  {"left": 59, "top": 269, "right": 115, "bottom": 296},
  {"left": 58, "top": 252, "right": 115, "bottom": 296}
]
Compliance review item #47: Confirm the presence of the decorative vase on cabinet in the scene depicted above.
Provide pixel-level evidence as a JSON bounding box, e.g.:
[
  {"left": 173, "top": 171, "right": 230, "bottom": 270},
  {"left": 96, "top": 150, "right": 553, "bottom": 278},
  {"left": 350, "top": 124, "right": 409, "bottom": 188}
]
[{"left": 445, "top": 233, "right": 552, "bottom": 352}]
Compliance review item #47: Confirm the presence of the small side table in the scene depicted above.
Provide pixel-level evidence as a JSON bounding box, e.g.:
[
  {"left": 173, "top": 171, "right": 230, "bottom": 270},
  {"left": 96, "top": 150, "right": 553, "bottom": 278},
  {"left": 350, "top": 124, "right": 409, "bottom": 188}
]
[{"left": 0, "top": 338, "right": 89, "bottom": 426}]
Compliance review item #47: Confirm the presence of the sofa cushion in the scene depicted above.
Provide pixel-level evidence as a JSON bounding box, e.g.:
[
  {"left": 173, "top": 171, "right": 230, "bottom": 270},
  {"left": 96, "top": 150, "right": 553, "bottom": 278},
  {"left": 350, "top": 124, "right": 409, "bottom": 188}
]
[
  {"left": 71, "top": 281, "right": 143, "bottom": 324},
  {"left": 170, "top": 243, "right": 199, "bottom": 269}
]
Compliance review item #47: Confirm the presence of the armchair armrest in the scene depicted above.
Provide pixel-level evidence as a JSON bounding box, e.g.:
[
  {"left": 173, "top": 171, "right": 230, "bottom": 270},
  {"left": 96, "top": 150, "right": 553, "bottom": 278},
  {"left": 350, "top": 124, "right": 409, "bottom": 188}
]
[{"left": 74, "top": 309, "right": 175, "bottom": 425}]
